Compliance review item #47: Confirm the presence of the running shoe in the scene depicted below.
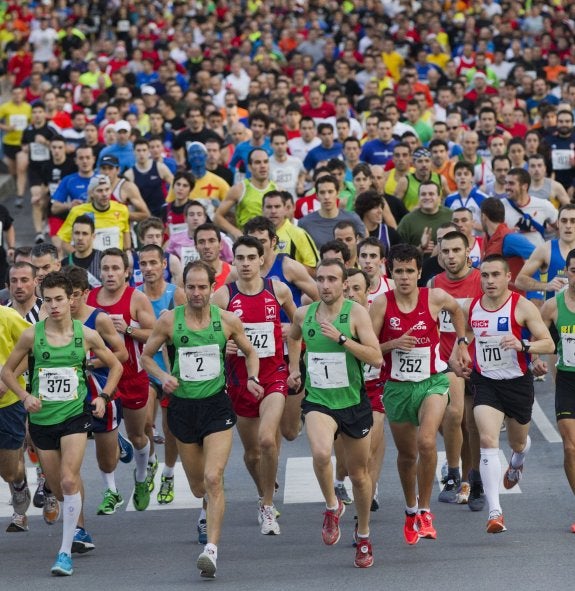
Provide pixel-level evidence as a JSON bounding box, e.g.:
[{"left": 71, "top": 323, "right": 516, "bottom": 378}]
[
  {"left": 417, "top": 511, "right": 437, "bottom": 539},
  {"left": 118, "top": 432, "right": 134, "bottom": 464},
  {"left": 468, "top": 472, "right": 485, "bottom": 512},
  {"left": 153, "top": 427, "right": 165, "bottom": 444},
  {"left": 72, "top": 527, "right": 95, "bottom": 554},
  {"left": 260, "top": 505, "right": 280, "bottom": 535},
  {"left": 354, "top": 537, "right": 374, "bottom": 568},
  {"left": 197, "top": 548, "right": 217, "bottom": 578},
  {"left": 334, "top": 483, "right": 352, "bottom": 505},
  {"left": 503, "top": 462, "right": 523, "bottom": 490},
  {"left": 570, "top": 522, "right": 575, "bottom": 534},
  {"left": 486, "top": 510, "right": 507, "bottom": 533},
  {"left": 51, "top": 552, "right": 73, "bottom": 576},
  {"left": 34, "top": 232, "right": 45, "bottom": 244},
  {"left": 6, "top": 512, "right": 28, "bottom": 533},
  {"left": 133, "top": 472, "right": 150, "bottom": 511},
  {"left": 322, "top": 499, "right": 345, "bottom": 545},
  {"left": 43, "top": 494, "right": 60, "bottom": 525},
  {"left": 146, "top": 457, "right": 159, "bottom": 493},
  {"left": 97, "top": 489, "right": 124, "bottom": 515},
  {"left": 404, "top": 512, "right": 419, "bottom": 545},
  {"left": 15, "top": 196, "right": 24, "bottom": 209},
  {"left": 440, "top": 460, "right": 448, "bottom": 481},
  {"left": 352, "top": 515, "right": 359, "bottom": 547},
  {"left": 197, "top": 519, "right": 207, "bottom": 545},
  {"left": 157, "top": 476, "right": 174, "bottom": 504},
  {"left": 9, "top": 480, "right": 31, "bottom": 515},
  {"left": 370, "top": 496, "right": 379, "bottom": 512},
  {"left": 258, "top": 499, "right": 280, "bottom": 524},
  {"left": 438, "top": 476, "right": 460, "bottom": 503},
  {"left": 456, "top": 482, "right": 470, "bottom": 504},
  {"left": 33, "top": 474, "right": 46, "bottom": 508}
]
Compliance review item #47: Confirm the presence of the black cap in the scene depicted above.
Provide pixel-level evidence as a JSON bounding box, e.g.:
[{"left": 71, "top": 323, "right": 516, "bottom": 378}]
[{"left": 100, "top": 155, "right": 120, "bottom": 167}]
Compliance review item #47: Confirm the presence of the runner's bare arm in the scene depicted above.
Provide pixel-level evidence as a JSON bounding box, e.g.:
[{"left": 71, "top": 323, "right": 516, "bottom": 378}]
[
  {"left": 129, "top": 289, "right": 156, "bottom": 342},
  {"left": 94, "top": 312, "right": 128, "bottom": 365},
  {"left": 513, "top": 297, "right": 555, "bottom": 355},
  {"left": 141, "top": 311, "right": 178, "bottom": 392},
  {"left": 287, "top": 307, "right": 305, "bottom": 389},
  {"left": 0, "top": 329, "right": 36, "bottom": 405}
]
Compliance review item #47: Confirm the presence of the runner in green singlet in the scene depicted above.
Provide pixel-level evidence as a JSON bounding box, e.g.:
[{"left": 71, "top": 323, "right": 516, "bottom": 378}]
[
  {"left": 141, "top": 260, "right": 262, "bottom": 580},
  {"left": 1, "top": 271, "right": 122, "bottom": 578},
  {"left": 287, "top": 258, "right": 382, "bottom": 569}
]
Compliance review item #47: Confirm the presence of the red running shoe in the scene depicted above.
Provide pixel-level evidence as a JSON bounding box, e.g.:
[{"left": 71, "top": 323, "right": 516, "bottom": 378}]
[
  {"left": 354, "top": 538, "right": 374, "bottom": 568},
  {"left": 322, "top": 500, "right": 345, "bottom": 545},
  {"left": 417, "top": 511, "right": 437, "bottom": 539},
  {"left": 404, "top": 512, "right": 419, "bottom": 545}
]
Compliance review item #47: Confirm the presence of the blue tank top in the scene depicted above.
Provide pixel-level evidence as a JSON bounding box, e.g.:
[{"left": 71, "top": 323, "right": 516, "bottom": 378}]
[
  {"left": 265, "top": 254, "right": 301, "bottom": 323},
  {"left": 547, "top": 239, "right": 567, "bottom": 299},
  {"left": 137, "top": 282, "right": 177, "bottom": 377},
  {"left": 132, "top": 161, "right": 165, "bottom": 217},
  {"left": 130, "top": 252, "right": 173, "bottom": 287}
]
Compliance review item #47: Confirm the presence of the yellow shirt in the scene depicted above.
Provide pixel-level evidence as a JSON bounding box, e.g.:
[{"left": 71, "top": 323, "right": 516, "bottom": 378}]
[
  {"left": 427, "top": 53, "right": 450, "bottom": 70},
  {"left": 165, "top": 171, "right": 230, "bottom": 203},
  {"left": 276, "top": 219, "right": 319, "bottom": 268},
  {"left": 0, "top": 306, "right": 31, "bottom": 408},
  {"left": 0, "top": 101, "right": 32, "bottom": 146},
  {"left": 57, "top": 201, "right": 130, "bottom": 250},
  {"left": 382, "top": 51, "right": 404, "bottom": 82}
]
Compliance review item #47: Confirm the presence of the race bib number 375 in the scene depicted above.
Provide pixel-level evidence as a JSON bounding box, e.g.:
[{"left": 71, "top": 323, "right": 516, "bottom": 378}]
[{"left": 38, "top": 367, "right": 79, "bottom": 402}]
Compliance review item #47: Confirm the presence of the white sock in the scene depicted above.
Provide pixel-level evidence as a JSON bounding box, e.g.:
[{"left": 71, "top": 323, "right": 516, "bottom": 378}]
[
  {"left": 100, "top": 470, "right": 117, "bottom": 493},
  {"left": 199, "top": 508, "right": 207, "bottom": 521},
  {"left": 405, "top": 504, "right": 418, "bottom": 515},
  {"left": 59, "top": 492, "right": 82, "bottom": 555},
  {"left": 134, "top": 440, "right": 150, "bottom": 482},
  {"left": 205, "top": 543, "right": 217, "bottom": 558},
  {"left": 480, "top": 448, "right": 502, "bottom": 515},
  {"left": 162, "top": 465, "right": 174, "bottom": 478},
  {"left": 334, "top": 479, "right": 344, "bottom": 487},
  {"left": 511, "top": 435, "right": 531, "bottom": 468},
  {"left": 148, "top": 452, "right": 157, "bottom": 465}
]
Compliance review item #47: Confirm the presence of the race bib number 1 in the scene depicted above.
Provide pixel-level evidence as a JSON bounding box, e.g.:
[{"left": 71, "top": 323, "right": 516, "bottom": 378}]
[
  {"left": 308, "top": 352, "right": 349, "bottom": 389},
  {"left": 38, "top": 367, "right": 79, "bottom": 401},
  {"left": 561, "top": 333, "right": 575, "bottom": 367},
  {"left": 179, "top": 344, "right": 221, "bottom": 381}
]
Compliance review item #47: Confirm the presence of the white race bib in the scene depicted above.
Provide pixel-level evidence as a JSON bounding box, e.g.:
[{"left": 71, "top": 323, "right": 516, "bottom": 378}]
[
  {"left": 179, "top": 344, "right": 221, "bottom": 381},
  {"left": 476, "top": 336, "right": 514, "bottom": 371},
  {"left": 169, "top": 222, "right": 187, "bottom": 235},
  {"left": 238, "top": 322, "right": 276, "bottom": 358},
  {"left": 9, "top": 114, "right": 27, "bottom": 131},
  {"left": 94, "top": 227, "right": 120, "bottom": 251},
  {"left": 30, "top": 142, "right": 50, "bottom": 161},
  {"left": 391, "top": 347, "right": 431, "bottom": 381},
  {"left": 439, "top": 298, "right": 468, "bottom": 333},
  {"left": 551, "top": 149, "right": 573, "bottom": 171},
  {"left": 308, "top": 352, "right": 349, "bottom": 389},
  {"left": 561, "top": 333, "right": 575, "bottom": 367},
  {"left": 180, "top": 245, "right": 199, "bottom": 266},
  {"left": 38, "top": 367, "right": 79, "bottom": 401},
  {"left": 363, "top": 363, "right": 380, "bottom": 381}
]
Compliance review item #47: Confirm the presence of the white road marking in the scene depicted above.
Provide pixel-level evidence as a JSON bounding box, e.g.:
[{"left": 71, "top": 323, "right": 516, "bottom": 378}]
[{"left": 531, "top": 398, "right": 561, "bottom": 443}]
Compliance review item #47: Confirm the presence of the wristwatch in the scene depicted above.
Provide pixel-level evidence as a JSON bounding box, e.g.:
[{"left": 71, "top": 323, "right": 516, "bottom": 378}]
[
  {"left": 125, "top": 325, "right": 133, "bottom": 335},
  {"left": 338, "top": 334, "right": 348, "bottom": 345},
  {"left": 521, "top": 340, "right": 531, "bottom": 353},
  {"left": 457, "top": 337, "right": 469, "bottom": 346},
  {"left": 248, "top": 376, "right": 261, "bottom": 385},
  {"left": 99, "top": 392, "right": 113, "bottom": 404}
]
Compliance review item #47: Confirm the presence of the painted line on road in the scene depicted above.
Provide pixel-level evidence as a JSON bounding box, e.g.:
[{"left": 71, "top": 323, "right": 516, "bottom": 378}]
[
  {"left": 531, "top": 398, "right": 561, "bottom": 443},
  {"left": 283, "top": 457, "right": 354, "bottom": 504},
  {"left": 436, "top": 451, "right": 521, "bottom": 494}
]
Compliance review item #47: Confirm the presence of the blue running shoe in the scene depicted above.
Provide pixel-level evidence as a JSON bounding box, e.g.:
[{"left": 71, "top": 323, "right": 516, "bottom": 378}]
[
  {"left": 118, "top": 431, "right": 134, "bottom": 464},
  {"left": 51, "top": 552, "right": 73, "bottom": 576},
  {"left": 72, "top": 527, "right": 95, "bottom": 554},
  {"left": 197, "top": 519, "right": 207, "bottom": 545}
]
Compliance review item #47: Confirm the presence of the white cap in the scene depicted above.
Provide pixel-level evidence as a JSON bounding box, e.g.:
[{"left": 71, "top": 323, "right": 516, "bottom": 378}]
[{"left": 114, "top": 120, "right": 131, "bottom": 133}]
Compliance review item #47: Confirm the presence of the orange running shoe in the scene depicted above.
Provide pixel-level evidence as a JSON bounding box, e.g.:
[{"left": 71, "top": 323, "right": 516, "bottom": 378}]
[
  {"left": 354, "top": 538, "right": 374, "bottom": 568},
  {"left": 27, "top": 448, "right": 39, "bottom": 465},
  {"left": 322, "top": 499, "right": 345, "bottom": 545},
  {"left": 503, "top": 463, "right": 523, "bottom": 490},
  {"left": 417, "top": 511, "right": 437, "bottom": 539},
  {"left": 403, "top": 512, "right": 419, "bottom": 545},
  {"left": 486, "top": 511, "right": 507, "bottom": 533}
]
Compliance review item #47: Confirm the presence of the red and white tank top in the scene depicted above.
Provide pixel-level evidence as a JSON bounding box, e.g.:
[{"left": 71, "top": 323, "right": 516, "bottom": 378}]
[
  {"left": 380, "top": 288, "right": 446, "bottom": 382},
  {"left": 367, "top": 275, "right": 393, "bottom": 307},
  {"left": 87, "top": 286, "right": 146, "bottom": 382},
  {"left": 432, "top": 269, "right": 482, "bottom": 361},
  {"left": 468, "top": 291, "right": 528, "bottom": 379},
  {"left": 225, "top": 279, "right": 287, "bottom": 385}
]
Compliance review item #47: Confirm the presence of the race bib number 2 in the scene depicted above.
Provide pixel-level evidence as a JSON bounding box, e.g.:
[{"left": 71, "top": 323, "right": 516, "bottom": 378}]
[
  {"left": 38, "top": 367, "right": 79, "bottom": 402},
  {"left": 179, "top": 344, "right": 221, "bottom": 381}
]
